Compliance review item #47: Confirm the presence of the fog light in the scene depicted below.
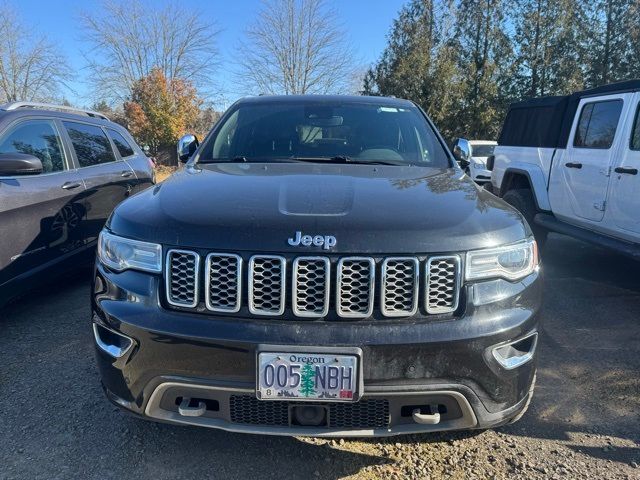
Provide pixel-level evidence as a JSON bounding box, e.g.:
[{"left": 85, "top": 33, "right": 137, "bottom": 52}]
[{"left": 492, "top": 332, "right": 538, "bottom": 369}]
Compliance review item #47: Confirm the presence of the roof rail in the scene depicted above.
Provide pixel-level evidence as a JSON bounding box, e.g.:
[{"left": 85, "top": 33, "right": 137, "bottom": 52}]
[{"left": 0, "top": 102, "right": 110, "bottom": 121}]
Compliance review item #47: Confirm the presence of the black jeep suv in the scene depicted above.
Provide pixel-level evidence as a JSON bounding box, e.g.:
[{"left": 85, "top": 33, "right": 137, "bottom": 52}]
[{"left": 92, "top": 95, "right": 541, "bottom": 437}]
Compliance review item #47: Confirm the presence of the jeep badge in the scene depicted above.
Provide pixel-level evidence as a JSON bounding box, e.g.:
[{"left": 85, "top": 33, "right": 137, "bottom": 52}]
[{"left": 287, "top": 231, "right": 337, "bottom": 250}]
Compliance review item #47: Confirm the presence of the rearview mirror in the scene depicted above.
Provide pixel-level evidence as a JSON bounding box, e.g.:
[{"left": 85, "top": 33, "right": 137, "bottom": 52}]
[
  {"left": 177, "top": 134, "right": 199, "bottom": 163},
  {"left": 0, "top": 153, "right": 43, "bottom": 176},
  {"left": 453, "top": 138, "right": 471, "bottom": 168}
]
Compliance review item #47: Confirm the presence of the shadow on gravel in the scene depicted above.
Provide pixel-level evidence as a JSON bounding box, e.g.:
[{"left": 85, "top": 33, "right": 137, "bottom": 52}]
[
  {"left": 115, "top": 416, "right": 391, "bottom": 479},
  {"left": 497, "top": 234, "right": 640, "bottom": 464},
  {"left": 353, "top": 429, "right": 486, "bottom": 446}
]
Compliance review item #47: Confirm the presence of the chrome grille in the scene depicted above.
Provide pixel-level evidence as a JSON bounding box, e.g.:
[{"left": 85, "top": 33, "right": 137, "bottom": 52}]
[
  {"left": 205, "top": 253, "right": 242, "bottom": 312},
  {"left": 336, "top": 257, "right": 375, "bottom": 318},
  {"left": 165, "top": 251, "right": 462, "bottom": 318},
  {"left": 166, "top": 249, "right": 199, "bottom": 307},
  {"left": 426, "top": 256, "right": 461, "bottom": 314},
  {"left": 293, "top": 257, "right": 330, "bottom": 317},
  {"left": 381, "top": 258, "right": 419, "bottom": 316},
  {"left": 248, "top": 255, "right": 286, "bottom": 315}
]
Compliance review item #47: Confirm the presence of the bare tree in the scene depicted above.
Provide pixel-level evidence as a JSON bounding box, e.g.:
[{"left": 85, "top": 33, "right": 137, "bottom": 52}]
[
  {"left": 80, "top": 0, "right": 219, "bottom": 102},
  {"left": 0, "top": 3, "right": 71, "bottom": 103},
  {"left": 236, "top": 0, "right": 356, "bottom": 95}
]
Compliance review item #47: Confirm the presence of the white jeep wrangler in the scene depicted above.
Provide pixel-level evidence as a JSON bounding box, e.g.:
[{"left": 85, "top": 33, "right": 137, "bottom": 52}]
[{"left": 464, "top": 80, "right": 640, "bottom": 255}]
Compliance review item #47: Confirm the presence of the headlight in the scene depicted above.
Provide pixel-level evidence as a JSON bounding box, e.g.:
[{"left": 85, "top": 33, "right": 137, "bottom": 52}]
[
  {"left": 466, "top": 238, "right": 538, "bottom": 281},
  {"left": 98, "top": 231, "right": 162, "bottom": 273}
]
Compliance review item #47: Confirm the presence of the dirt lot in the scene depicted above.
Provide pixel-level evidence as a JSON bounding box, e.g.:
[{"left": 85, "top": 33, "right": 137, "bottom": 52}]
[{"left": 1, "top": 234, "right": 639, "bottom": 479}]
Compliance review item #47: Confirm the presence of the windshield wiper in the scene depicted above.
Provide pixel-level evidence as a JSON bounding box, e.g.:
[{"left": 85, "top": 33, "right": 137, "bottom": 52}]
[{"left": 289, "top": 156, "right": 407, "bottom": 166}]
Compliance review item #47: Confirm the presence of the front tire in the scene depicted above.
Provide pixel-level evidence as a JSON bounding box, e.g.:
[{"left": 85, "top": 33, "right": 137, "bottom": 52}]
[{"left": 502, "top": 188, "right": 547, "bottom": 249}]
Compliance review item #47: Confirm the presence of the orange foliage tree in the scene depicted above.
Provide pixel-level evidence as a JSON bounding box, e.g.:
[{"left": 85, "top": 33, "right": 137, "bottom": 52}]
[{"left": 124, "top": 68, "right": 202, "bottom": 155}]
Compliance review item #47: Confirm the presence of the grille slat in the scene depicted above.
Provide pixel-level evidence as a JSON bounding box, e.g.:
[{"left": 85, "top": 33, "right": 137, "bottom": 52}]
[
  {"left": 336, "top": 257, "right": 375, "bottom": 318},
  {"left": 381, "top": 258, "right": 419, "bottom": 317},
  {"left": 426, "top": 256, "right": 461, "bottom": 314},
  {"left": 166, "top": 251, "right": 462, "bottom": 318},
  {"left": 166, "top": 249, "right": 199, "bottom": 307},
  {"left": 293, "top": 257, "right": 330, "bottom": 317},
  {"left": 249, "top": 255, "right": 286, "bottom": 315},
  {"left": 205, "top": 253, "right": 242, "bottom": 312}
]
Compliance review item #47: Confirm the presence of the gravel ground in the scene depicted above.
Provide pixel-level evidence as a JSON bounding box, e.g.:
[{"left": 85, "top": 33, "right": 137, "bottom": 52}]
[{"left": 1, "top": 233, "right": 639, "bottom": 479}]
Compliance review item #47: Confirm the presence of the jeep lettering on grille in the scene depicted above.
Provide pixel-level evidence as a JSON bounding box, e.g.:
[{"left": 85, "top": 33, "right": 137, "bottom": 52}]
[{"left": 287, "top": 231, "right": 337, "bottom": 250}]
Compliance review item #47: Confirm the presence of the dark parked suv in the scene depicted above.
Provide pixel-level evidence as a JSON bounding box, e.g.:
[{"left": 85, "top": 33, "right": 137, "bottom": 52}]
[
  {"left": 93, "top": 95, "right": 541, "bottom": 436},
  {"left": 0, "top": 102, "right": 154, "bottom": 306}
]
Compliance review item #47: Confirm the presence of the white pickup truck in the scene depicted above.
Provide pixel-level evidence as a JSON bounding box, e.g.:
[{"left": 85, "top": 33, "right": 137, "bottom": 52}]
[{"left": 475, "top": 80, "right": 640, "bottom": 255}]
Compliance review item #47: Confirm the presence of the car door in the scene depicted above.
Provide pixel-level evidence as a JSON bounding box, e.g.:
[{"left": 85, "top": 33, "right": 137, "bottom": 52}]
[
  {"left": 106, "top": 127, "right": 155, "bottom": 193},
  {"left": 0, "top": 118, "right": 87, "bottom": 288},
  {"left": 557, "top": 95, "right": 625, "bottom": 222},
  {"left": 608, "top": 93, "right": 640, "bottom": 236},
  {"left": 61, "top": 120, "right": 137, "bottom": 246}
]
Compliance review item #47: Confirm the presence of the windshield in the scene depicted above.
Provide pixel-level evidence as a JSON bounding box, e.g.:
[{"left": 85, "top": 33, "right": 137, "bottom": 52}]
[
  {"left": 198, "top": 101, "right": 451, "bottom": 167},
  {"left": 471, "top": 144, "right": 495, "bottom": 157}
]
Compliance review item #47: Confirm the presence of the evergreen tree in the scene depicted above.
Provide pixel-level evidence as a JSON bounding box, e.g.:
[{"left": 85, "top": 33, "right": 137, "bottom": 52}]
[
  {"left": 365, "top": 0, "right": 640, "bottom": 142},
  {"left": 364, "top": 0, "right": 464, "bottom": 140},
  {"left": 299, "top": 363, "right": 316, "bottom": 397},
  {"left": 584, "top": 0, "right": 638, "bottom": 86},
  {"left": 453, "top": 0, "right": 513, "bottom": 138},
  {"left": 510, "top": 0, "right": 587, "bottom": 98}
]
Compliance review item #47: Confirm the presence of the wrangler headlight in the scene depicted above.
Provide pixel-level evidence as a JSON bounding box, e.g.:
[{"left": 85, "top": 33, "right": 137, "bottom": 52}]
[
  {"left": 98, "top": 230, "right": 162, "bottom": 273},
  {"left": 465, "top": 238, "right": 538, "bottom": 281}
]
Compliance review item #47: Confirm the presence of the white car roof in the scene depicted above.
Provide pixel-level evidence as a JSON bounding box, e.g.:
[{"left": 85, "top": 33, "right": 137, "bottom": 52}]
[{"left": 468, "top": 140, "right": 497, "bottom": 145}]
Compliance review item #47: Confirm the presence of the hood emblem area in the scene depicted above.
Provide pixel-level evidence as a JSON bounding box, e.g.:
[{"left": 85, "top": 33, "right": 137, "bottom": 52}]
[{"left": 287, "top": 231, "right": 337, "bottom": 250}]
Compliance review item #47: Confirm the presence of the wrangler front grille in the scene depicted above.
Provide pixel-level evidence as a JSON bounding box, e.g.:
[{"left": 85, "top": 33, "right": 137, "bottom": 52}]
[{"left": 165, "top": 252, "right": 462, "bottom": 319}]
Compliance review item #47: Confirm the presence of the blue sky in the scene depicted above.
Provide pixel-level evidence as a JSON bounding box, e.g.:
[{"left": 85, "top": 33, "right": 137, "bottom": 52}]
[{"left": 15, "top": 0, "right": 406, "bottom": 109}]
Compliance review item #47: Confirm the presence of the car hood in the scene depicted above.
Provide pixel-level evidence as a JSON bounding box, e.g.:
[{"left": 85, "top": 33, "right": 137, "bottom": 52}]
[{"left": 108, "top": 163, "right": 529, "bottom": 254}]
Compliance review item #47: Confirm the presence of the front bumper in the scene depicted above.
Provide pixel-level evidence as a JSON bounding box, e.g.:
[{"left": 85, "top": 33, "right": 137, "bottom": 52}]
[{"left": 92, "top": 263, "right": 542, "bottom": 436}]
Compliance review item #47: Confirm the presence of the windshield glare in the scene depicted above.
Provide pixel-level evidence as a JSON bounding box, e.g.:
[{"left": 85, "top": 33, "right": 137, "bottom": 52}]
[{"left": 199, "top": 101, "right": 451, "bottom": 167}]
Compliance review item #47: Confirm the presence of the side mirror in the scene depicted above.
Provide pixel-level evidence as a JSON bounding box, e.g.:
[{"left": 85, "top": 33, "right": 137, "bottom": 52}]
[
  {"left": 177, "top": 134, "right": 199, "bottom": 163},
  {"left": 452, "top": 138, "right": 471, "bottom": 168},
  {"left": 0, "top": 153, "right": 43, "bottom": 176}
]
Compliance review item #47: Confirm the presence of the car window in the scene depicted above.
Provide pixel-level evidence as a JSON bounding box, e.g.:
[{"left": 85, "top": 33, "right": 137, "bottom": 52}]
[
  {"left": 574, "top": 100, "right": 623, "bottom": 149},
  {"left": 471, "top": 144, "right": 495, "bottom": 157},
  {"left": 63, "top": 121, "right": 117, "bottom": 167},
  {"left": 107, "top": 129, "right": 135, "bottom": 157},
  {"left": 0, "top": 120, "right": 65, "bottom": 173},
  {"left": 631, "top": 104, "right": 640, "bottom": 151},
  {"left": 212, "top": 109, "right": 239, "bottom": 158}
]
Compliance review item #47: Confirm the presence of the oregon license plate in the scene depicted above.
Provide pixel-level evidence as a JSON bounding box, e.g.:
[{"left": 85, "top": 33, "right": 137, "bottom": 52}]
[{"left": 257, "top": 352, "right": 359, "bottom": 402}]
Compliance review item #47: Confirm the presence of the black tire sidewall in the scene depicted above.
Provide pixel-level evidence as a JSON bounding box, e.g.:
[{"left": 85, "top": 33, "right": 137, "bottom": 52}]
[{"left": 502, "top": 189, "right": 547, "bottom": 248}]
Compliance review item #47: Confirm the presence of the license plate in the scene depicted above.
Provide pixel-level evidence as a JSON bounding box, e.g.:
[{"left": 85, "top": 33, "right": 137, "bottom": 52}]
[{"left": 257, "top": 351, "right": 359, "bottom": 402}]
